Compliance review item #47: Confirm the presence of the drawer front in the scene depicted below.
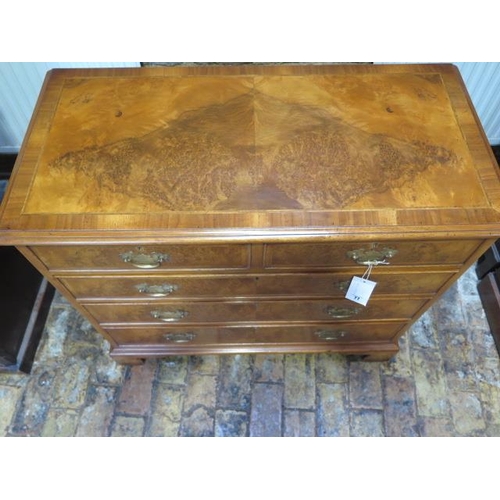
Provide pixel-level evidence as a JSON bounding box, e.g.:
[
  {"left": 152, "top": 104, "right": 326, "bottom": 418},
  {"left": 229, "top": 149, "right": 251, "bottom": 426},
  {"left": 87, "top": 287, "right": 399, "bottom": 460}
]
[
  {"left": 87, "top": 301, "right": 258, "bottom": 325},
  {"left": 255, "top": 271, "right": 452, "bottom": 297},
  {"left": 255, "top": 298, "right": 426, "bottom": 322},
  {"left": 31, "top": 244, "right": 250, "bottom": 271},
  {"left": 61, "top": 271, "right": 453, "bottom": 300},
  {"left": 86, "top": 298, "right": 425, "bottom": 325},
  {"left": 106, "top": 322, "right": 405, "bottom": 345},
  {"left": 265, "top": 240, "right": 482, "bottom": 268},
  {"left": 61, "top": 275, "right": 258, "bottom": 300}
]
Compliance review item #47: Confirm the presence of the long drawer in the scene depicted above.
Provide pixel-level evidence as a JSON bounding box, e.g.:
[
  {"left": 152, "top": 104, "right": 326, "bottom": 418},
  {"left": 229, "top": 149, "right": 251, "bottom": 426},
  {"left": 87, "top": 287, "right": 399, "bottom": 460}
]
[
  {"left": 265, "top": 240, "right": 483, "bottom": 268},
  {"left": 106, "top": 322, "right": 406, "bottom": 345},
  {"left": 30, "top": 244, "right": 251, "bottom": 271},
  {"left": 60, "top": 271, "right": 454, "bottom": 300},
  {"left": 85, "top": 298, "right": 426, "bottom": 325}
]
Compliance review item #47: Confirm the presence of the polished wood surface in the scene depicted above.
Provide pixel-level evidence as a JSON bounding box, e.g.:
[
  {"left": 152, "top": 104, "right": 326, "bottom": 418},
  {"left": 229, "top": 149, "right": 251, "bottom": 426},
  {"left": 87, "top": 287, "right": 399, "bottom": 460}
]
[
  {"left": 106, "top": 322, "right": 405, "bottom": 346},
  {"left": 84, "top": 297, "right": 426, "bottom": 325},
  {"left": 264, "top": 240, "right": 483, "bottom": 268},
  {"left": 30, "top": 244, "right": 250, "bottom": 271},
  {"left": 1, "top": 64, "right": 499, "bottom": 244},
  {"left": 59, "top": 270, "right": 454, "bottom": 300},
  {"left": 1, "top": 64, "right": 499, "bottom": 363},
  {"left": 22, "top": 73, "right": 485, "bottom": 214}
]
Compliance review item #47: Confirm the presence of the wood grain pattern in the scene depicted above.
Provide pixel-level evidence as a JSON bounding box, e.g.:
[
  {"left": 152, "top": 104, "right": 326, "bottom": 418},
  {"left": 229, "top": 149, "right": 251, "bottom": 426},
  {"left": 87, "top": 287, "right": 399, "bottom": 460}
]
[
  {"left": 106, "top": 322, "right": 405, "bottom": 345},
  {"left": 1, "top": 64, "right": 499, "bottom": 245},
  {"left": 265, "top": 240, "right": 483, "bottom": 268},
  {"left": 1, "top": 64, "right": 499, "bottom": 363},
  {"left": 30, "top": 244, "right": 250, "bottom": 271},
  {"left": 85, "top": 297, "right": 426, "bottom": 325},
  {"left": 59, "top": 271, "right": 454, "bottom": 300},
  {"left": 22, "top": 73, "right": 485, "bottom": 214}
]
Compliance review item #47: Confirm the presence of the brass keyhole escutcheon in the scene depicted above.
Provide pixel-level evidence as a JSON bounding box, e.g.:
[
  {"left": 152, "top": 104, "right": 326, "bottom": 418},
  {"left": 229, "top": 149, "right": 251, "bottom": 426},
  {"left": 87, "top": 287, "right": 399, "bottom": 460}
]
[{"left": 335, "top": 279, "right": 351, "bottom": 292}]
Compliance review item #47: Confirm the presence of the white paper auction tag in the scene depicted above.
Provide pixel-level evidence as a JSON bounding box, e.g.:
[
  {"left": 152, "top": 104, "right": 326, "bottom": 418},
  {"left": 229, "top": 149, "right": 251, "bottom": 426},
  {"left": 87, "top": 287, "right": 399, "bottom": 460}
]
[{"left": 345, "top": 276, "right": 377, "bottom": 306}]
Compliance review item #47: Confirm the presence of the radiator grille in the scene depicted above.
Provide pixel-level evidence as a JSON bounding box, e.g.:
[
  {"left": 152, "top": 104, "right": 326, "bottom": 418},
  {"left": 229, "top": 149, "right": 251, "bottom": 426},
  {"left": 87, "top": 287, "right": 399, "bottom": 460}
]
[{"left": 455, "top": 62, "right": 500, "bottom": 145}]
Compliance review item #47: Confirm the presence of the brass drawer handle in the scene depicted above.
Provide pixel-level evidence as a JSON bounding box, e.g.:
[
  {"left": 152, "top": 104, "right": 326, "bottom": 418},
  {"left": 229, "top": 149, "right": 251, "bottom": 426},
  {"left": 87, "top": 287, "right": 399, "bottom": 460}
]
[
  {"left": 326, "top": 306, "right": 361, "bottom": 318},
  {"left": 164, "top": 332, "right": 196, "bottom": 343},
  {"left": 315, "top": 330, "right": 347, "bottom": 341},
  {"left": 136, "top": 283, "right": 178, "bottom": 297},
  {"left": 120, "top": 250, "right": 170, "bottom": 269},
  {"left": 151, "top": 309, "right": 188, "bottom": 322},
  {"left": 335, "top": 279, "right": 351, "bottom": 292},
  {"left": 346, "top": 247, "right": 397, "bottom": 266}
]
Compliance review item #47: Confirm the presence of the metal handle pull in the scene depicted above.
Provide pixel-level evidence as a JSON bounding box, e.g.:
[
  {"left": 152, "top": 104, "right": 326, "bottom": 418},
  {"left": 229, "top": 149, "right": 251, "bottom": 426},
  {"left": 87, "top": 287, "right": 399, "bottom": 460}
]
[
  {"left": 151, "top": 309, "right": 188, "bottom": 322},
  {"left": 335, "top": 279, "right": 351, "bottom": 292},
  {"left": 326, "top": 306, "right": 361, "bottom": 318},
  {"left": 120, "top": 250, "right": 170, "bottom": 269},
  {"left": 346, "top": 247, "right": 397, "bottom": 266},
  {"left": 136, "top": 283, "right": 178, "bottom": 297},
  {"left": 164, "top": 332, "right": 196, "bottom": 343},
  {"left": 315, "top": 330, "right": 347, "bottom": 341}
]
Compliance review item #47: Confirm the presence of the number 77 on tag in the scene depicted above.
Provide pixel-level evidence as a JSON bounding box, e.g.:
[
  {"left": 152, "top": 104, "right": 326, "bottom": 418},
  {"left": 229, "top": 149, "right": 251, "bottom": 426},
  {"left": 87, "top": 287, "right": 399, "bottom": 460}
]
[{"left": 345, "top": 276, "right": 377, "bottom": 306}]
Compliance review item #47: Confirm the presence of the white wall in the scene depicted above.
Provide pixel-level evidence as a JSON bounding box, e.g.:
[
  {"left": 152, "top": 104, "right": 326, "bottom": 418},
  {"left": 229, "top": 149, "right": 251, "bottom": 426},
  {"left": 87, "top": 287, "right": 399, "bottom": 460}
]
[{"left": 0, "top": 62, "right": 140, "bottom": 153}]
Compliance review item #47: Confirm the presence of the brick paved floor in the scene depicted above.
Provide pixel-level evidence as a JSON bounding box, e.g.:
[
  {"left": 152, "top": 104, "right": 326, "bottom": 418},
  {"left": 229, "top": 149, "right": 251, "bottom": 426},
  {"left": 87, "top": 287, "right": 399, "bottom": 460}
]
[{"left": 1, "top": 266, "right": 499, "bottom": 437}]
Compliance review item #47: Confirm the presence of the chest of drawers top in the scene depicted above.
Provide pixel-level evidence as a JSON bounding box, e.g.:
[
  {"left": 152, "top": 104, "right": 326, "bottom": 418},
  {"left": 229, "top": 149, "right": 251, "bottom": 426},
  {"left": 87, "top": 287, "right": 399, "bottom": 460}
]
[{"left": 1, "top": 63, "right": 499, "bottom": 244}]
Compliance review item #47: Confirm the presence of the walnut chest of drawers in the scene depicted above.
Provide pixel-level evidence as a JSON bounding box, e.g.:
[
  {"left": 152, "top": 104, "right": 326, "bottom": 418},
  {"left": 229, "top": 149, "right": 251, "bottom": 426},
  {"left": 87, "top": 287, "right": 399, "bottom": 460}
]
[{"left": 1, "top": 64, "right": 500, "bottom": 364}]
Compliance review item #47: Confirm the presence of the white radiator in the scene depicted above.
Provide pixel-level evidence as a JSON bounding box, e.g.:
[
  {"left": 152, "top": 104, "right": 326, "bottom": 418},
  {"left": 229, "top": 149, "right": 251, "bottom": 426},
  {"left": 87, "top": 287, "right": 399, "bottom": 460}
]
[{"left": 454, "top": 62, "right": 500, "bottom": 145}]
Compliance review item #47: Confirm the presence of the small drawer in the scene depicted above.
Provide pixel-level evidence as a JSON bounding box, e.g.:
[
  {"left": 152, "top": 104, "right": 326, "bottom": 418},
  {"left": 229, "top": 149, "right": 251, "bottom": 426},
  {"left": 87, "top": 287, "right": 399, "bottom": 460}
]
[
  {"left": 106, "top": 322, "right": 405, "bottom": 345},
  {"left": 264, "top": 240, "right": 482, "bottom": 269},
  {"left": 31, "top": 244, "right": 250, "bottom": 272},
  {"left": 61, "top": 275, "right": 259, "bottom": 300}
]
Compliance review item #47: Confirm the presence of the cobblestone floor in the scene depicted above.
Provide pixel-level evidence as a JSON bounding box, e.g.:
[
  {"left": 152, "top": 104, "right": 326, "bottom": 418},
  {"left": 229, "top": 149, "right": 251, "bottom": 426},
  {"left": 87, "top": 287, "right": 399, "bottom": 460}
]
[{"left": 1, "top": 266, "right": 499, "bottom": 437}]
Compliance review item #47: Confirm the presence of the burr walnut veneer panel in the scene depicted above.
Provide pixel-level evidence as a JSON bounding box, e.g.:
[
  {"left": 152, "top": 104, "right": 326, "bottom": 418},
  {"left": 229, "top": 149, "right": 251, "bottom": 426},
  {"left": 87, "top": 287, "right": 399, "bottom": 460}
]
[
  {"left": 58, "top": 271, "right": 454, "bottom": 300},
  {"left": 1, "top": 64, "right": 500, "bottom": 363}
]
